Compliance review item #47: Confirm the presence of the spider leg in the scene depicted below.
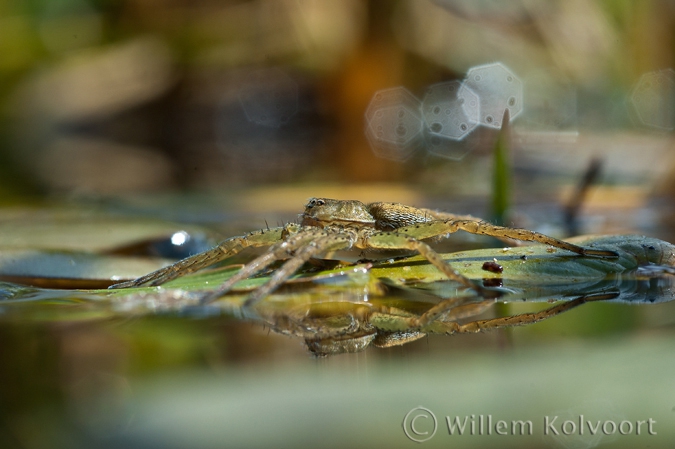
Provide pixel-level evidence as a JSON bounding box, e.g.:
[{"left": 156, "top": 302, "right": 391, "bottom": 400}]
[
  {"left": 365, "top": 232, "right": 501, "bottom": 298},
  {"left": 417, "top": 290, "right": 619, "bottom": 334},
  {"left": 198, "top": 227, "right": 333, "bottom": 305},
  {"left": 409, "top": 297, "right": 496, "bottom": 328},
  {"left": 390, "top": 220, "right": 619, "bottom": 258},
  {"left": 423, "top": 209, "right": 522, "bottom": 246},
  {"left": 243, "top": 232, "right": 356, "bottom": 307},
  {"left": 109, "top": 226, "right": 290, "bottom": 289},
  {"left": 451, "top": 220, "right": 619, "bottom": 257}
]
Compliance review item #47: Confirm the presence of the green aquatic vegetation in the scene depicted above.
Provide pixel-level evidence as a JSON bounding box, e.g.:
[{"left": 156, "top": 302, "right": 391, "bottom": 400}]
[{"left": 491, "top": 109, "right": 511, "bottom": 226}]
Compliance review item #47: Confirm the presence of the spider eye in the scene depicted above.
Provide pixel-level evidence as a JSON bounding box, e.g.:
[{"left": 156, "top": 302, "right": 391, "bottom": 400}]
[{"left": 306, "top": 198, "right": 325, "bottom": 209}]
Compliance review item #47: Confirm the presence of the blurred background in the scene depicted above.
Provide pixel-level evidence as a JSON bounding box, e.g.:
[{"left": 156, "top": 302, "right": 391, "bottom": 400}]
[
  {"left": 1, "top": 0, "right": 675, "bottom": 230},
  {"left": 3, "top": 1, "right": 675, "bottom": 448}
]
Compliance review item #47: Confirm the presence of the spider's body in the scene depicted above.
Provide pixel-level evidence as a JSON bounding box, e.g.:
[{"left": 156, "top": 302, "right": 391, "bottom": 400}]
[
  {"left": 301, "top": 198, "right": 440, "bottom": 232},
  {"left": 111, "top": 198, "right": 618, "bottom": 306}
]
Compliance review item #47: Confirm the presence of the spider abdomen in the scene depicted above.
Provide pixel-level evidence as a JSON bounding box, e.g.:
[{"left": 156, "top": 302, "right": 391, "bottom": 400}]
[{"left": 367, "top": 202, "right": 434, "bottom": 231}]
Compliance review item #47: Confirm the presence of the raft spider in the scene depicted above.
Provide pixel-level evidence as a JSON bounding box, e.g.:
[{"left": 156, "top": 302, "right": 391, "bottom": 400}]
[{"left": 110, "top": 198, "right": 618, "bottom": 305}]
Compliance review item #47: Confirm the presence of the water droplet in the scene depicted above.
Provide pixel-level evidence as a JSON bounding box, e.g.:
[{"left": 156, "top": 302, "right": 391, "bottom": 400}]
[
  {"left": 508, "top": 97, "right": 516, "bottom": 106},
  {"left": 486, "top": 115, "right": 493, "bottom": 123},
  {"left": 507, "top": 76, "right": 513, "bottom": 82},
  {"left": 396, "top": 124, "right": 407, "bottom": 136},
  {"left": 430, "top": 123, "right": 442, "bottom": 133},
  {"left": 460, "top": 124, "right": 467, "bottom": 131},
  {"left": 433, "top": 106, "right": 441, "bottom": 114}
]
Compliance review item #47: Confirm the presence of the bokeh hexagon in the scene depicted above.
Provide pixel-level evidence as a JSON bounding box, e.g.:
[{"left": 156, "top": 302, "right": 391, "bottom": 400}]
[
  {"left": 365, "top": 87, "right": 424, "bottom": 161},
  {"left": 464, "top": 63, "right": 523, "bottom": 128},
  {"left": 422, "top": 80, "right": 479, "bottom": 140}
]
